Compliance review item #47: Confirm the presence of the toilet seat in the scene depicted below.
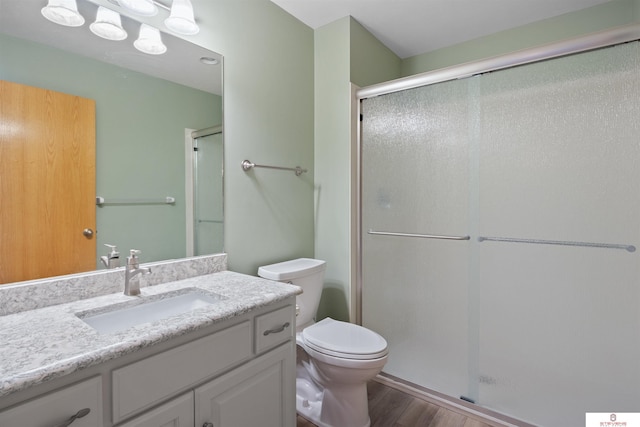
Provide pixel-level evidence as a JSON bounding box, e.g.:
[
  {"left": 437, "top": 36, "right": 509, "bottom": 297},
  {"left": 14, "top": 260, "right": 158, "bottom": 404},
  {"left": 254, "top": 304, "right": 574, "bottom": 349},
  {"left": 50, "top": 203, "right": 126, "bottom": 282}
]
[{"left": 301, "top": 317, "right": 388, "bottom": 360}]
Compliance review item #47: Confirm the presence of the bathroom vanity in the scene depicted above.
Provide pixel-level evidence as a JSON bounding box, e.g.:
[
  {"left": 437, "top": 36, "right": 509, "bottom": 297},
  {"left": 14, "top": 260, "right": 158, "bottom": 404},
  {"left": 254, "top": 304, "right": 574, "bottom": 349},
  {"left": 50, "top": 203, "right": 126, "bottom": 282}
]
[{"left": 0, "top": 255, "right": 300, "bottom": 427}]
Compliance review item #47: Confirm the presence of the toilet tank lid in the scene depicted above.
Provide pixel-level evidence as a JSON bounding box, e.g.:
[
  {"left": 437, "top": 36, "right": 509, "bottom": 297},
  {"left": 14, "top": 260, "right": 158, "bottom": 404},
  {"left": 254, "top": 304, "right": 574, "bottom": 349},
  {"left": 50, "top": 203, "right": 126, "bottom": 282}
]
[{"left": 258, "top": 258, "right": 326, "bottom": 281}]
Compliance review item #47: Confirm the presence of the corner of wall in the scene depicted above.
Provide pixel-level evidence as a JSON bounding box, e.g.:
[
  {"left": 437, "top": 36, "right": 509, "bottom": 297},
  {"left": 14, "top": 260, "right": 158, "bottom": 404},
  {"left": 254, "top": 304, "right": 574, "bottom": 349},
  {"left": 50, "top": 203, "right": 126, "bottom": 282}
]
[
  {"left": 349, "top": 17, "right": 402, "bottom": 87},
  {"left": 313, "top": 16, "right": 352, "bottom": 322}
]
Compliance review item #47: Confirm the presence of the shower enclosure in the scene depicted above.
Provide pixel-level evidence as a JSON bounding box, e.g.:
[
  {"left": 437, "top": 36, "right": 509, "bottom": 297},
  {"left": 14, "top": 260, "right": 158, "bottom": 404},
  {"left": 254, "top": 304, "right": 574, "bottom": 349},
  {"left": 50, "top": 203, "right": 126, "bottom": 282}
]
[
  {"left": 190, "top": 126, "right": 224, "bottom": 256},
  {"left": 358, "top": 28, "right": 640, "bottom": 426}
]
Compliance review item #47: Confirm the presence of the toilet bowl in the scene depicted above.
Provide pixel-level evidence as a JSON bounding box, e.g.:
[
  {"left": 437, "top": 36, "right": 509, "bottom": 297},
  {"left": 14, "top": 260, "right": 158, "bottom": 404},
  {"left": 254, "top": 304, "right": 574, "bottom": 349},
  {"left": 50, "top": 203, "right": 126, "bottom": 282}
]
[{"left": 258, "top": 258, "right": 388, "bottom": 427}]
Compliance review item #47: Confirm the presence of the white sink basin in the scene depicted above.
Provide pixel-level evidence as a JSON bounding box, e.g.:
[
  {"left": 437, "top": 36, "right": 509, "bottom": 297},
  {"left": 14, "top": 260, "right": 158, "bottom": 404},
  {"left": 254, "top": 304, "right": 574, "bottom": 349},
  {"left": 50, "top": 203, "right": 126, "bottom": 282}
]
[{"left": 78, "top": 289, "right": 225, "bottom": 334}]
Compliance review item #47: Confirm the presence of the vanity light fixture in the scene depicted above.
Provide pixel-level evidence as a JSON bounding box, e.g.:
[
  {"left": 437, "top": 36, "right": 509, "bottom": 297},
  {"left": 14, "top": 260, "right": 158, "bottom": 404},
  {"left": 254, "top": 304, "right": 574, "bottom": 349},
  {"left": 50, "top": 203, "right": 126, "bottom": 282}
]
[
  {"left": 41, "top": 0, "right": 85, "bottom": 27},
  {"left": 164, "top": 0, "right": 199, "bottom": 35},
  {"left": 41, "top": 0, "right": 203, "bottom": 55},
  {"left": 90, "top": 6, "right": 128, "bottom": 41},
  {"left": 117, "top": 0, "right": 158, "bottom": 17},
  {"left": 134, "top": 24, "right": 167, "bottom": 55}
]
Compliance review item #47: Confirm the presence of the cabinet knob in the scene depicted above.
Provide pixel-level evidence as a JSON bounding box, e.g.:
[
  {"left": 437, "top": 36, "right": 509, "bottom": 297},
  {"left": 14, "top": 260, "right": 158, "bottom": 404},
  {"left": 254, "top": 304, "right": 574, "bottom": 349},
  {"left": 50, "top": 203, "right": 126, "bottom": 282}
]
[
  {"left": 203, "top": 423, "right": 214, "bottom": 427},
  {"left": 53, "top": 408, "right": 91, "bottom": 427}
]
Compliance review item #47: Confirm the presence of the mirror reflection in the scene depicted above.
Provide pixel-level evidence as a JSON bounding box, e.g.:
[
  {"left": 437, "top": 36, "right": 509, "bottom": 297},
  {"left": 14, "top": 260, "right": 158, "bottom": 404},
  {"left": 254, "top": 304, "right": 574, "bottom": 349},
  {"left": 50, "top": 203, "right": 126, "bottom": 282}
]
[{"left": 0, "top": 0, "right": 223, "bottom": 285}]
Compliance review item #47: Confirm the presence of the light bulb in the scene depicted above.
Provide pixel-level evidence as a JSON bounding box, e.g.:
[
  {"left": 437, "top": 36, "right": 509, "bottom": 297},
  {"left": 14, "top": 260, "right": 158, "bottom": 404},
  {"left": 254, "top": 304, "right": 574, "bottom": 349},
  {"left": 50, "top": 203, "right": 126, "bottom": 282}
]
[
  {"left": 90, "top": 7, "right": 127, "bottom": 41},
  {"left": 41, "top": 0, "right": 85, "bottom": 27},
  {"left": 134, "top": 24, "right": 167, "bottom": 55}
]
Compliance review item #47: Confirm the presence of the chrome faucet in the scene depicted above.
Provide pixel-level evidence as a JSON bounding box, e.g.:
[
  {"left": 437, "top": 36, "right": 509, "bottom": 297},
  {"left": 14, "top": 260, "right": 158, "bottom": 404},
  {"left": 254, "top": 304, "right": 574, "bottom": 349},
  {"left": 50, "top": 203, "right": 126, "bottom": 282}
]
[
  {"left": 100, "top": 244, "right": 120, "bottom": 269},
  {"left": 124, "top": 249, "right": 151, "bottom": 296}
]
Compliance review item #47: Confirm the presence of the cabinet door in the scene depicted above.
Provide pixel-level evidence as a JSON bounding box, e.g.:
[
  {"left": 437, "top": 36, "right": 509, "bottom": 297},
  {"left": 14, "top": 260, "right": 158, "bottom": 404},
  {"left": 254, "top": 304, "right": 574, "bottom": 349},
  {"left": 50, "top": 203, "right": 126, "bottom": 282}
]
[
  {"left": 195, "top": 342, "right": 295, "bottom": 427},
  {"left": 0, "top": 376, "right": 102, "bottom": 427},
  {"left": 113, "top": 321, "right": 252, "bottom": 423},
  {"left": 117, "top": 393, "right": 194, "bottom": 427}
]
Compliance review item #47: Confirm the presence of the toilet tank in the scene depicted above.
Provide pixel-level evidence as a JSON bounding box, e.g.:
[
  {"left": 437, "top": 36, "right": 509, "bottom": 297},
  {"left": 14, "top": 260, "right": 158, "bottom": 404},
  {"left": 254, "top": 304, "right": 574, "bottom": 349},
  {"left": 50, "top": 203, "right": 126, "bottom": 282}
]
[{"left": 258, "top": 258, "right": 326, "bottom": 328}]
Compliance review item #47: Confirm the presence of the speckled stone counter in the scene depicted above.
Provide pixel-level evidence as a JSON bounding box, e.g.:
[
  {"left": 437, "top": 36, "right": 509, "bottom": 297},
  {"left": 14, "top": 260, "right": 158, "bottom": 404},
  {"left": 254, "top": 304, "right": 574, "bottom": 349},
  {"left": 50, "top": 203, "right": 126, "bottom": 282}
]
[
  {"left": 0, "top": 254, "right": 229, "bottom": 316},
  {"left": 0, "top": 258, "right": 301, "bottom": 399}
]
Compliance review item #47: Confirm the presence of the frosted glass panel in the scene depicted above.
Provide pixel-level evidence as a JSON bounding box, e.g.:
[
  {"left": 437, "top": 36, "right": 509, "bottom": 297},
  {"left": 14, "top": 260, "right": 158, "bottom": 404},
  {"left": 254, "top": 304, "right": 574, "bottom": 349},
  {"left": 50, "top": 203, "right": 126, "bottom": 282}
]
[
  {"left": 360, "top": 41, "right": 640, "bottom": 425},
  {"left": 476, "top": 43, "right": 640, "bottom": 426},
  {"left": 194, "top": 132, "right": 223, "bottom": 255},
  {"left": 361, "top": 80, "right": 471, "bottom": 397}
]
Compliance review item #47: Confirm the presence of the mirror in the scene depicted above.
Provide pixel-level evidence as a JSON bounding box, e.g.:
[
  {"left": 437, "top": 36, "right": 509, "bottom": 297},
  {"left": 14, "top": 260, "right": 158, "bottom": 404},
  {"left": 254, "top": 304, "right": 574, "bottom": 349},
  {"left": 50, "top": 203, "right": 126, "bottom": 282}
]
[{"left": 0, "top": 0, "right": 223, "bottom": 285}]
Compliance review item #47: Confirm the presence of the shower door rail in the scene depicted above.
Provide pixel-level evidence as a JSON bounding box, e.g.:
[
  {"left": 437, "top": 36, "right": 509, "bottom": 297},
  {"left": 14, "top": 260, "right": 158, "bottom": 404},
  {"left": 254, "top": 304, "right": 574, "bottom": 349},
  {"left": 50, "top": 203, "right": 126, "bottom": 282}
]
[
  {"left": 477, "top": 236, "right": 636, "bottom": 252},
  {"left": 368, "top": 229, "right": 471, "bottom": 241}
]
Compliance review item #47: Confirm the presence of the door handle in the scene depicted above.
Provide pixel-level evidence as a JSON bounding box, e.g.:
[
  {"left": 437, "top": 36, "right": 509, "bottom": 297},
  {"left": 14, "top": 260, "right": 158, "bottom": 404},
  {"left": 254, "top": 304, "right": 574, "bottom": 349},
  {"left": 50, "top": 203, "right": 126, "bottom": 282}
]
[{"left": 82, "top": 228, "right": 94, "bottom": 238}]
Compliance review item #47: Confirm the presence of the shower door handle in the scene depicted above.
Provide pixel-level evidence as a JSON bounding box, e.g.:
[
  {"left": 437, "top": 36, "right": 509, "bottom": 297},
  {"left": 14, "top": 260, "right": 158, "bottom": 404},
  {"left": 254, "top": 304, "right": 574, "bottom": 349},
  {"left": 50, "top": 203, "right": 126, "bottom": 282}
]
[{"left": 368, "top": 229, "right": 470, "bottom": 241}]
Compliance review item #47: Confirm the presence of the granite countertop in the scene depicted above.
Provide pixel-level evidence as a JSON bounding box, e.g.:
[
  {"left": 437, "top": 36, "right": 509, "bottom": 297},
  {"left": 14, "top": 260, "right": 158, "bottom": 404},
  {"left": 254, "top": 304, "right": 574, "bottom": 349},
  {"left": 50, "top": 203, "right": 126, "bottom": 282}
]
[{"left": 0, "top": 271, "right": 301, "bottom": 398}]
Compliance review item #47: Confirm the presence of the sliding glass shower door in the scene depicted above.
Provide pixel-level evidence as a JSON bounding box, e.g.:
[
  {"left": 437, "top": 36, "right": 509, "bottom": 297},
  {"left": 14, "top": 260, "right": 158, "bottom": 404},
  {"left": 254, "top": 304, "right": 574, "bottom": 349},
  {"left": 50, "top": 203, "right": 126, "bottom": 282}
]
[
  {"left": 361, "top": 78, "right": 472, "bottom": 398},
  {"left": 360, "top": 42, "right": 640, "bottom": 426}
]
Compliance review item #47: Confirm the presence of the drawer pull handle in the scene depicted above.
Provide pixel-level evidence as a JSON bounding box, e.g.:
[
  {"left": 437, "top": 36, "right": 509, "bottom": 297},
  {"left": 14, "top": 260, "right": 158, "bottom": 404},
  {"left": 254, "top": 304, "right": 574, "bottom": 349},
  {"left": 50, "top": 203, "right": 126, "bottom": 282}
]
[
  {"left": 263, "top": 322, "right": 290, "bottom": 336},
  {"left": 54, "top": 408, "right": 90, "bottom": 427},
  {"left": 203, "top": 423, "right": 214, "bottom": 427}
]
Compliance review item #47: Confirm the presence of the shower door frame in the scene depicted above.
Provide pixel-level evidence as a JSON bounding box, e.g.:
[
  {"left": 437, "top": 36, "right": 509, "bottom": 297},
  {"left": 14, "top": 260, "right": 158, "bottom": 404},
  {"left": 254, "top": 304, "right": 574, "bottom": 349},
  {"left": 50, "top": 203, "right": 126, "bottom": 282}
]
[
  {"left": 354, "top": 22, "right": 640, "bottom": 325},
  {"left": 185, "top": 125, "right": 224, "bottom": 257}
]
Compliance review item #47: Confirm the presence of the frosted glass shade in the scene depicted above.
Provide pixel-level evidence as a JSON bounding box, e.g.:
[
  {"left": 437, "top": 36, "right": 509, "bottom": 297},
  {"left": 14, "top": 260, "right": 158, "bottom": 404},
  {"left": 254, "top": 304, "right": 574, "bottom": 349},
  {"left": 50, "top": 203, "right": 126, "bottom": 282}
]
[
  {"left": 164, "top": 0, "right": 199, "bottom": 35},
  {"left": 90, "top": 7, "right": 127, "bottom": 41},
  {"left": 134, "top": 24, "right": 167, "bottom": 55},
  {"left": 41, "top": 0, "right": 85, "bottom": 27},
  {"left": 118, "top": 0, "right": 157, "bottom": 17}
]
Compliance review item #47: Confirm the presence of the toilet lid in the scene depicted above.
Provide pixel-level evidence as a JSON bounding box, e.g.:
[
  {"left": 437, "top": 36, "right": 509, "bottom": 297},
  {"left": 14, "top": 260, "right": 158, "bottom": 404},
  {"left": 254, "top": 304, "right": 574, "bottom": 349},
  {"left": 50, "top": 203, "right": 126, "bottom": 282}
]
[{"left": 302, "top": 318, "right": 388, "bottom": 360}]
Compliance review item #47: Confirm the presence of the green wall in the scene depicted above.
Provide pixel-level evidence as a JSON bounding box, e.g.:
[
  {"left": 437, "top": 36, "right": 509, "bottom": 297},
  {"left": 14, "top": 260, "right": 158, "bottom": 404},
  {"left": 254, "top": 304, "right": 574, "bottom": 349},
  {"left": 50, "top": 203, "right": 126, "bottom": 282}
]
[
  {"left": 402, "top": 0, "right": 640, "bottom": 76},
  {"left": 349, "top": 18, "right": 402, "bottom": 87},
  {"left": 313, "top": 18, "right": 351, "bottom": 321},
  {"left": 188, "top": 0, "right": 316, "bottom": 275},
  {"left": 314, "top": 18, "right": 401, "bottom": 321},
  {"left": 0, "top": 33, "right": 220, "bottom": 267}
]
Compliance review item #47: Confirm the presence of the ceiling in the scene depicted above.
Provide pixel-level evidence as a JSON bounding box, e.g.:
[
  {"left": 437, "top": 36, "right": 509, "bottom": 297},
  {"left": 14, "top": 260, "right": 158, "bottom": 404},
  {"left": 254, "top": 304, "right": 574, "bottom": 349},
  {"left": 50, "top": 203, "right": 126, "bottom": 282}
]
[
  {"left": 1, "top": 0, "right": 614, "bottom": 93},
  {"left": 0, "top": 0, "right": 222, "bottom": 94},
  {"left": 270, "top": 0, "right": 613, "bottom": 58}
]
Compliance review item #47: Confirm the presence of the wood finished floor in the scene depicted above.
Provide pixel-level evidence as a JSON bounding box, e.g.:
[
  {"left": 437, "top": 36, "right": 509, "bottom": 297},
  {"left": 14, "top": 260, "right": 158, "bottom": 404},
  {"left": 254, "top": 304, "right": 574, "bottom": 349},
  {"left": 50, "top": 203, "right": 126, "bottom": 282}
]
[{"left": 296, "top": 380, "right": 494, "bottom": 427}]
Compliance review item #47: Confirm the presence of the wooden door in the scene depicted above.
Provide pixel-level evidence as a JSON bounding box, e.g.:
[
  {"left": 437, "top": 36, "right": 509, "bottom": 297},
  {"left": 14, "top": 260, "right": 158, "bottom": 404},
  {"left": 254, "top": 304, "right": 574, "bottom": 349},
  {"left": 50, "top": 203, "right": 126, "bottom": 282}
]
[{"left": 0, "top": 80, "right": 96, "bottom": 284}]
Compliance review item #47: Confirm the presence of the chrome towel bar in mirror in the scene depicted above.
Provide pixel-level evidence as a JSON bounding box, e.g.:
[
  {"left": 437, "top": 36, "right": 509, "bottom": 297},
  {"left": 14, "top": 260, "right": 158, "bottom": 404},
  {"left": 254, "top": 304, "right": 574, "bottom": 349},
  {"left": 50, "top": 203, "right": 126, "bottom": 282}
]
[{"left": 241, "top": 160, "right": 307, "bottom": 176}]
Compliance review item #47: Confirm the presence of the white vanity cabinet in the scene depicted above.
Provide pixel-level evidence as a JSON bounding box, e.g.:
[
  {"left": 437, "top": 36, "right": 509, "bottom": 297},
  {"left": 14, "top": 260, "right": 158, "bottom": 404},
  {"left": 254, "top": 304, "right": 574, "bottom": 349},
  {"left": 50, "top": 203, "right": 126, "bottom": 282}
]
[
  {"left": 0, "top": 298, "right": 297, "bottom": 427},
  {"left": 195, "top": 342, "right": 294, "bottom": 427},
  {"left": 116, "top": 393, "right": 194, "bottom": 427},
  {"left": 0, "top": 376, "right": 103, "bottom": 427},
  {"left": 119, "top": 342, "right": 294, "bottom": 427},
  {"left": 111, "top": 321, "right": 253, "bottom": 423}
]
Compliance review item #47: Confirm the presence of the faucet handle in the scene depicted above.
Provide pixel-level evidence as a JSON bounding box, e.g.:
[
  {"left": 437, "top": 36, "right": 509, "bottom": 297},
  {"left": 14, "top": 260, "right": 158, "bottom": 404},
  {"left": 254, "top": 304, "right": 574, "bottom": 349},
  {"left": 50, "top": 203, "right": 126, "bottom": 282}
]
[
  {"left": 127, "top": 249, "right": 142, "bottom": 265},
  {"left": 104, "top": 244, "right": 119, "bottom": 257}
]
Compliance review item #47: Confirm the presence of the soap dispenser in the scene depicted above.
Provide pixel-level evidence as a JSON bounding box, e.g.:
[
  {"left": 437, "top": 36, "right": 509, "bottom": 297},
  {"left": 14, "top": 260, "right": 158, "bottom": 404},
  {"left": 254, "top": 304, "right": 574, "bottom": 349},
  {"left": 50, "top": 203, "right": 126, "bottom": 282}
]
[{"left": 100, "top": 244, "right": 120, "bottom": 269}]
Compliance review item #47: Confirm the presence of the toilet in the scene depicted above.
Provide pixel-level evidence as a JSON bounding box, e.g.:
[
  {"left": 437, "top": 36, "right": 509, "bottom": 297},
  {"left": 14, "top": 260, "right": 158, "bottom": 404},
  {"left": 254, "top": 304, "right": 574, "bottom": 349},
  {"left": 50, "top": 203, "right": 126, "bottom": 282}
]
[{"left": 258, "top": 258, "right": 388, "bottom": 427}]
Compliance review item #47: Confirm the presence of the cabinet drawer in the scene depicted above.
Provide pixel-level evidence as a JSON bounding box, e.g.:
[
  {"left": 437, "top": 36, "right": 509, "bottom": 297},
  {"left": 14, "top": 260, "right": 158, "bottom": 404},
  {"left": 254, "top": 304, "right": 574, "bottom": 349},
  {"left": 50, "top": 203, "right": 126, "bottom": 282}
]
[
  {"left": 112, "top": 320, "right": 252, "bottom": 423},
  {"left": 0, "top": 376, "right": 102, "bottom": 427},
  {"left": 117, "top": 392, "right": 194, "bottom": 427},
  {"left": 255, "top": 305, "right": 294, "bottom": 353}
]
